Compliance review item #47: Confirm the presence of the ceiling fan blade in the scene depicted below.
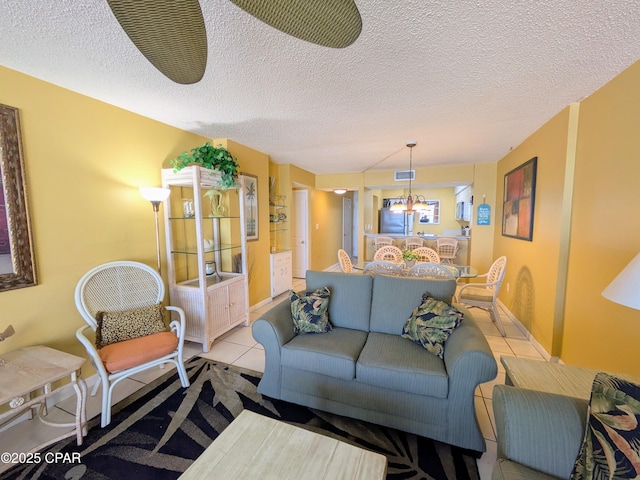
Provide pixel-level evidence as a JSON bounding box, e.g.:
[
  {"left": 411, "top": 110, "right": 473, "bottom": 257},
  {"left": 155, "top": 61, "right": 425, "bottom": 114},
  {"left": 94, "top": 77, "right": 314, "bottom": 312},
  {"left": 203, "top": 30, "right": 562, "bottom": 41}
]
[
  {"left": 106, "top": 0, "right": 207, "bottom": 84},
  {"left": 229, "top": 0, "right": 362, "bottom": 48}
]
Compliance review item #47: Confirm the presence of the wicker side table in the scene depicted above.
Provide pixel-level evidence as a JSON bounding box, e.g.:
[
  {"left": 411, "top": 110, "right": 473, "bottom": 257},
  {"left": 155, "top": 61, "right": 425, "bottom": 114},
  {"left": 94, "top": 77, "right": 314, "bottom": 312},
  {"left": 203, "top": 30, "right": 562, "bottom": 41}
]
[{"left": 0, "top": 345, "right": 87, "bottom": 447}]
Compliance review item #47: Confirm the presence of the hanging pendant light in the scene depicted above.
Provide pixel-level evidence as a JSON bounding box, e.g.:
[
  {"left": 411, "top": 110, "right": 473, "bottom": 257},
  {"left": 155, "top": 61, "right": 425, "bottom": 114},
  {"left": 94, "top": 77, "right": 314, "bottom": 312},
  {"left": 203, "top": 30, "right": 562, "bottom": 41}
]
[{"left": 391, "top": 141, "right": 429, "bottom": 213}]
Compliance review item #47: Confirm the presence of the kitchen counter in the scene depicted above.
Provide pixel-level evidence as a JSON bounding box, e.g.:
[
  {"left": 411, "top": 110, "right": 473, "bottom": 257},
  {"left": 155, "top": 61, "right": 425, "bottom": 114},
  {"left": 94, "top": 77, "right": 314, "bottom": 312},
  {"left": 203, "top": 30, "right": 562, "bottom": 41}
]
[
  {"left": 364, "top": 233, "right": 470, "bottom": 263},
  {"left": 364, "top": 233, "right": 470, "bottom": 241}
]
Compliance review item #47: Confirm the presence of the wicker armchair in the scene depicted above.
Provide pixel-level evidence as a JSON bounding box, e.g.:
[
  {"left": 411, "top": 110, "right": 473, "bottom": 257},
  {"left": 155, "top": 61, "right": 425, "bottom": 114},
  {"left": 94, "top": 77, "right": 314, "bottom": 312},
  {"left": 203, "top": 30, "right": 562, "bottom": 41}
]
[
  {"left": 412, "top": 246, "right": 441, "bottom": 263},
  {"left": 374, "top": 236, "right": 393, "bottom": 251},
  {"left": 406, "top": 263, "right": 455, "bottom": 279},
  {"left": 457, "top": 256, "right": 508, "bottom": 336},
  {"left": 363, "top": 261, "right": 404, "bottom": 277},
  {"left": 373, "top": 245, "right": 403, "bottom": 263},
  {"left": 404, "top": 236, "right": 424, "bottom": 250},
  {"left": 436, "top": 238, "right": 459, "bottom": 264},
  {"left": 75, "top": 261, "right": 190, "bottom": 427},
  {"left": 337, "top": 248, "right": 353, "bottom": 273}
]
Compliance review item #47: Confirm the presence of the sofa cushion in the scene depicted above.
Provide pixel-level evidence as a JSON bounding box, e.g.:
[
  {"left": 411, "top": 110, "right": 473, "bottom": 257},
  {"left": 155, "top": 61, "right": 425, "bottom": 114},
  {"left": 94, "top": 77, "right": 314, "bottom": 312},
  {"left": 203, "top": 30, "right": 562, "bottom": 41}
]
[
  {"left": 570, "top": 372, "right": 640, "bottom": 480},
  {"left": 402, "top": 294, "right": 464, "bottom": 358},
  {"left": 305, "top": 271, "right": 373, "bottom": 331},
  {"left": 356, "top": 332, "right": 448, "bottom": 398},
  {"left": 369, "top": 275, "right": 457, "bottom": 335},
  {"left": 290, "top": 287, "right": 332, "bottom": 334},
  {"left": 492, "top": 458, "right": 560, "bottom": 480},
  {"left": 281, "top": 327, "right": 368, "bottom": 380}
]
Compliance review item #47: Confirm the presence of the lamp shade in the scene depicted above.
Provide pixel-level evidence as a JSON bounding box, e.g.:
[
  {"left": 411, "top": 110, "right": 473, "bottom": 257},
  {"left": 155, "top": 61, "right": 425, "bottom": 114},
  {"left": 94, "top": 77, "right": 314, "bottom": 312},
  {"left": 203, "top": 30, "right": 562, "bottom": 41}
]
[
  {"left": 140, "top": 187, "right": 171, "bottom": 202},
  {"left": 602, "top": 252, "right": 640, "bottom": 310}
]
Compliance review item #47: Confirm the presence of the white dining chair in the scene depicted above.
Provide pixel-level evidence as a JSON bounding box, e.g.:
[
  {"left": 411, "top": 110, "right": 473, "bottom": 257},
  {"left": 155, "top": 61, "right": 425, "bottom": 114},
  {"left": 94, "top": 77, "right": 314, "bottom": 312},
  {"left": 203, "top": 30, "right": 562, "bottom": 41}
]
[
  {"left": 436, "top": 238, "right": 459, "bottom": 264},
  {"left": 404, "top": 236, "right": 424, "bottom": 250},
  {"left": 406, "top": 263, "right": 455, "bottom": 279},
  {"left": 374, "top": 236, "right": 393, "bottom": 251},
  {"left": 412, "top": 247, "right": 441, "bottom": 263},
  {"left": 373, "top": 245, "right": 403, "bottom": 263},
  {"left": 457, "top": 256, "right": 508, "bottom": 336},
  {"left": 337, "top": 248, "right": 353, "bottom": 273},
  {"left": 363, "top": 261, "right": 404, "bottom": 277}
]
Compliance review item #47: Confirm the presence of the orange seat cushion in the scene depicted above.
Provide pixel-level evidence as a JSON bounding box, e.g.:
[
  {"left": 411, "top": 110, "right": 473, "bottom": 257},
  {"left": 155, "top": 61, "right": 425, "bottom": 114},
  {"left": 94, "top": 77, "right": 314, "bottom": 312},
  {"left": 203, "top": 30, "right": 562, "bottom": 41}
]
[{"left": 99, "top": 331, "right": 179, "bottom": 373}]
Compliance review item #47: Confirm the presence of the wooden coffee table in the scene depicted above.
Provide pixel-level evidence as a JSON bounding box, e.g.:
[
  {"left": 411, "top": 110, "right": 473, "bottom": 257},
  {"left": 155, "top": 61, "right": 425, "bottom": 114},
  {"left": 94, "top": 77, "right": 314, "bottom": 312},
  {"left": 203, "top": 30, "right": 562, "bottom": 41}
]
[{"left": 179, "top": 410, "right": 387, "bottom": 479}]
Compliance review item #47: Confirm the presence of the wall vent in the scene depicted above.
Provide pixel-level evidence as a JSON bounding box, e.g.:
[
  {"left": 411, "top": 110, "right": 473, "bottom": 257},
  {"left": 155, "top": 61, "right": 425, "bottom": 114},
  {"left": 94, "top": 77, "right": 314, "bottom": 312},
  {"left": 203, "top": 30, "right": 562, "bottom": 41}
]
[{"left": 394, "top": 170, "right": 415, "bottom": 181}]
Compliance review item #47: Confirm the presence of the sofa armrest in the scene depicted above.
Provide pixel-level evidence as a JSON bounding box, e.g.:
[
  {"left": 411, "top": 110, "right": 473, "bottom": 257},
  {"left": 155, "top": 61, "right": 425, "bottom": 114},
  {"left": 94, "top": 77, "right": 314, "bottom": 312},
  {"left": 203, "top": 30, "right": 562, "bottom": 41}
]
[
  {"left": 493, "top": 384, "right": 588, "bottom": 479},
  {"left": 251, "top": 298, "right": 295, "bottom": 399},
  {"left": 442, "top": 311, "right": 498, "bottom": 451}
]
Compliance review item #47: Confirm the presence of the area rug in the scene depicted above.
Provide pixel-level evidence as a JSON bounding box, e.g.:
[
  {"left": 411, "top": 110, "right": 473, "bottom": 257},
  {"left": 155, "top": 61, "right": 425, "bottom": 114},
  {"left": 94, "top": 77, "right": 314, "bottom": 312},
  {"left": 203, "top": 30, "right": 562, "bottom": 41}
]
[{"left": 1, "top": 357, "right": 480, "bottom": 480}]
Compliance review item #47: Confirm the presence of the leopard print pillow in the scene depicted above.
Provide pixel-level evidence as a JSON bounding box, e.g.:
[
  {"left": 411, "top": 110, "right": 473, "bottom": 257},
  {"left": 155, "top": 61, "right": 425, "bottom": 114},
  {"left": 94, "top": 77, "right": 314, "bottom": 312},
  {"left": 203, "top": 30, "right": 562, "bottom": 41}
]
[{"left": 95, "top": 304, "right": 168, "bottom": 349}]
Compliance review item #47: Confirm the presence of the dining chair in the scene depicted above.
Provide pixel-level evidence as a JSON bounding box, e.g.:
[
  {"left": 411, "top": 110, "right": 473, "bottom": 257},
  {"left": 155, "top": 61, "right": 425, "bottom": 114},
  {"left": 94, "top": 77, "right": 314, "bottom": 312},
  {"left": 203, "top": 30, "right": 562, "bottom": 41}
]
[
  {"left": 374, "top": 236, "right": 393, "bottom": 251},
  {"left": 373, "top": 245, "right": 403, "bottom": 263},
  {"left": 337, "top": 248, "right": 353, "bottom": 273},
  {"left": 436, "top": 237, "right": 459, "bottom": 264},
  {"left": 363, "top": 261, "right": 404, "bottom": 277},
  {"left": 412, "top": 246, "right": 441, "bottom": 263},
  {"left": 406, "top": 263, "right": 455, "bottom": 279},
  {"left": 457, "top": 256, "right": 508, "bottom": 336},
  {"left": 404, "top": 236, "right": 424, "bottom": 250},
  {"left": 75, "top": 260, "right": 190, "bottom": 427}
]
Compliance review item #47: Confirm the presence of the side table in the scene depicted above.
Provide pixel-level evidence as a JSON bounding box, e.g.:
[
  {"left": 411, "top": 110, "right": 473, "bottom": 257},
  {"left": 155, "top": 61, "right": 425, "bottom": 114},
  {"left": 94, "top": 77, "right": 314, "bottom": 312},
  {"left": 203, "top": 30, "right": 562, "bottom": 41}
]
[{"left": 0, "top": 345, "right": 88, "bottom": 447}]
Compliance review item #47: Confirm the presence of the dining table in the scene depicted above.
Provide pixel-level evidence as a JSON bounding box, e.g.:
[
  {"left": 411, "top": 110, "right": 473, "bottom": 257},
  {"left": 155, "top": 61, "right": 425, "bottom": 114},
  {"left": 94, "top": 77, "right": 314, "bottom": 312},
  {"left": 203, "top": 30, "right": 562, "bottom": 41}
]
[{"left": 354, "top": 261, "right": 478, "bottom": 278}]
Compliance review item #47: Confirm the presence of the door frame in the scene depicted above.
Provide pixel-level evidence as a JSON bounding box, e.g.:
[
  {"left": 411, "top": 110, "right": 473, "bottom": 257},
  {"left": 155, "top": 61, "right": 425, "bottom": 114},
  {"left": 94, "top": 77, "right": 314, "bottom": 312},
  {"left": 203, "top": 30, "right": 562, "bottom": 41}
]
[{"left": 292, "top": 189, "right": 309, "bottom": 277}]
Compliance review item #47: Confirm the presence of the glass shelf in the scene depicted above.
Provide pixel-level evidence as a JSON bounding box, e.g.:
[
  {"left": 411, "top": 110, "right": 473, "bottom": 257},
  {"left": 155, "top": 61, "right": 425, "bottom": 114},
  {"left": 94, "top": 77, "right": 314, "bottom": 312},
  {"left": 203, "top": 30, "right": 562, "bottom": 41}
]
[
  {"left": 172, "top": 243, "right": 242, "bottom": 255},
  {"left": 169, "top": 215, "right": 241, "bottom": 221}
]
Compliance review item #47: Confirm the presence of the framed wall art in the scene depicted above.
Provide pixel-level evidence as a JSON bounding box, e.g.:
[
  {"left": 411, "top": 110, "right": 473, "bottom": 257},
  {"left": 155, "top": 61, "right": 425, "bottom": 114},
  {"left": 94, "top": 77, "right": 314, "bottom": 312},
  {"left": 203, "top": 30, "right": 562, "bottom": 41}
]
[
  {"left": 243, "top": 174, "right": 259, "bottom": 241},
  {"left": 502, "top": 157, "right": 537, "bottom": 241}
]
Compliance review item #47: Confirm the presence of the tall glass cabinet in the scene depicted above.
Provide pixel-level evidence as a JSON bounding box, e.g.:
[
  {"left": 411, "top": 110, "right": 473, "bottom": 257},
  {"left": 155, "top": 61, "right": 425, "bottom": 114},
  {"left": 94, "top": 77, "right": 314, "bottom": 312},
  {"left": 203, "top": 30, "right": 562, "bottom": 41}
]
[{"left": 161, "top": 166, "right": 249, "bottom": 352}]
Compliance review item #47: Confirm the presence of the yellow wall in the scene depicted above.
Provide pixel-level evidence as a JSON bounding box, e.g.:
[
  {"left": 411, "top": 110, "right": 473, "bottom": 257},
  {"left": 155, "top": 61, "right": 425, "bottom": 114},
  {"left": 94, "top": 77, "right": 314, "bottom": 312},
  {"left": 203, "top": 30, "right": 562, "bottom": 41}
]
[
  {"left": 225, "top": 140, "right": 271, "bottom": 306},
  {"left": 493, "top": 58, "right": 640, "bottom": 376},
  {"left": 309, "top": 190, "right": 346, "bottom": 270},
  {"left": 494, "top": 107, "right": 572, "bottom": 356},
  {"left": 0, "top": 66, "right": 208, "bottom": 360},
  {"left": 469, "top": 163, "right": 498, "bottom": 274},
  {"left": 561, "top": 60, "right": 640, "bottom": 375}
]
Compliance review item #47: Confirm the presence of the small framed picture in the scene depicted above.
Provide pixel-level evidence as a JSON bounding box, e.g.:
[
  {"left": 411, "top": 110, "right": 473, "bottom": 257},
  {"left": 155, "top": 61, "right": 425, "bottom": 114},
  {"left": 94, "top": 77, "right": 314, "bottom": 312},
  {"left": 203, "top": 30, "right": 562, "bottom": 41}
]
[{"left": 243, "top": 174, "right": 258, "bottom": 241}]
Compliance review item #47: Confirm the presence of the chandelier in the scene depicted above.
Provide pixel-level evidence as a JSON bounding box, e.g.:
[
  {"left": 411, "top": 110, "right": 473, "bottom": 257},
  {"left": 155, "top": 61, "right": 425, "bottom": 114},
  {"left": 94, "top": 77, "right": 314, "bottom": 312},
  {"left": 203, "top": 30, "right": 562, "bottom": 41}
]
[{"left": 389, "top": 141, "right": 429, "bottom": 213}]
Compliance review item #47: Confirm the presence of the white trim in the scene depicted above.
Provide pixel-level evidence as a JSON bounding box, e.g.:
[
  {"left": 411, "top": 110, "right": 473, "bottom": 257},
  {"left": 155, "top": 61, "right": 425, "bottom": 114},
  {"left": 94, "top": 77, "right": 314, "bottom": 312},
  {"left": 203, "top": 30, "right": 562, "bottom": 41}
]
[
  {"left": 496, "top": 299, "right": 556, "bottom": 362},
  {"left": 251, "top": 297, "right": 275, "bottom": 310}
]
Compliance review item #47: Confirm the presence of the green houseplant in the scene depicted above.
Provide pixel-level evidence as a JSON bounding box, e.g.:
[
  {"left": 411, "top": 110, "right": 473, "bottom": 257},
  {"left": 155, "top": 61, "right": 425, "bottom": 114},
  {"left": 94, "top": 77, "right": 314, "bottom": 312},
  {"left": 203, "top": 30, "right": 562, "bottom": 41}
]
[{"left": 170, "top": 142, "right": 240, "bottom": 190}]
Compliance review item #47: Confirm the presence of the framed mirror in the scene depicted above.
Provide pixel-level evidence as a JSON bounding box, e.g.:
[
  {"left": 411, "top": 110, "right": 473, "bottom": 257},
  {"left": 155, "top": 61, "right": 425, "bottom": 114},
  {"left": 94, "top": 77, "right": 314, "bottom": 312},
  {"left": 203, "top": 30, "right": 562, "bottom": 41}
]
[{"left": 0, "top": 103, "right": 37, "bottom": 291}]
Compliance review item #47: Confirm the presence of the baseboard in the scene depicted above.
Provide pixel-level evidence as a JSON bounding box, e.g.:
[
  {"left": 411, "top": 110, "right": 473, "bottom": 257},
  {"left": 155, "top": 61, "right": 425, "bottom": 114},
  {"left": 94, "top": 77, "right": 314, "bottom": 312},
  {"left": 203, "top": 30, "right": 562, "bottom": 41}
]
[
  {"left": 496, "top": 299, "right": 555, "bottom": 362},
  {"left": 250, "top": 297, "right": 273, "bottom": 311}
]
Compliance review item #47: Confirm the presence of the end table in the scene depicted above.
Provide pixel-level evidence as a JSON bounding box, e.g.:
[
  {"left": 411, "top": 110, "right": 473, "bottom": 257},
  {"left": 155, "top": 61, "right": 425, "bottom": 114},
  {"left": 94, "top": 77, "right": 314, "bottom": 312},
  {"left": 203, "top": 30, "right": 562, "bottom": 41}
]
[{"left": 0, "top": 345, "right": 87, "bottom": 447}]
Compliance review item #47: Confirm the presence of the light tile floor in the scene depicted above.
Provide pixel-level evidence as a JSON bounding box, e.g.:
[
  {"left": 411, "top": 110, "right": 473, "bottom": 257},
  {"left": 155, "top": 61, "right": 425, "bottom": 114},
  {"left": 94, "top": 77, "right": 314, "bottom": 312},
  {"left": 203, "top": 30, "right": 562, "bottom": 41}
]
[{"left": 0, "top": 275, "right": 545, "bottom": 479}]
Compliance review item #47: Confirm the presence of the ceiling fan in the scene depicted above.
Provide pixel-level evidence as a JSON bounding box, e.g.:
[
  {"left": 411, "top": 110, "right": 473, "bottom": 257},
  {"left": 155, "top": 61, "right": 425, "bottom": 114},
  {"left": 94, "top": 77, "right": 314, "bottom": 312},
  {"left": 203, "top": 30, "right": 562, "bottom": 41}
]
[{"left": 106, "top": 0, "right": 362, "bottom": 85}]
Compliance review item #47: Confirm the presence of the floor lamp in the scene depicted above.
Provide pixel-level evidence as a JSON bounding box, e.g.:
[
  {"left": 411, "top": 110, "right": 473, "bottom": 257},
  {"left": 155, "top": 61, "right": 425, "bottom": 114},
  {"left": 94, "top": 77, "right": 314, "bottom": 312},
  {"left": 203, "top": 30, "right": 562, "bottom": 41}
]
[
  {"left": 140, "top": 187, "right": 171, "bottom": 273},
  {"left": 602, "top": 252, "right": 640, "bottom": 311}
]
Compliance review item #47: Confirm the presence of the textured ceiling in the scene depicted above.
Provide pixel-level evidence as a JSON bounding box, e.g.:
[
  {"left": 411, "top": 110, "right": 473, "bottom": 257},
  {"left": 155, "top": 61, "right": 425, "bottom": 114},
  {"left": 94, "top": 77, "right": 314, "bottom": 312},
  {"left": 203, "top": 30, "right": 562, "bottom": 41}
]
[{"left": 1, "top": 1, "right": 640, "bottom": 176}]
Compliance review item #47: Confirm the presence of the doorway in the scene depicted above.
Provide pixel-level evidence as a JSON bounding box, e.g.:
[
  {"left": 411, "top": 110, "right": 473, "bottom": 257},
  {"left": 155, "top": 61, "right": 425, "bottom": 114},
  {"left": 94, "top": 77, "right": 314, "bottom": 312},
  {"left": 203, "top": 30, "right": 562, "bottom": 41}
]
[
  {"left": 292, "top": 189, "right": 309, "bottom": 278},
  {"left": 342, "top": 197, "right": 353, "bottom": 256}
]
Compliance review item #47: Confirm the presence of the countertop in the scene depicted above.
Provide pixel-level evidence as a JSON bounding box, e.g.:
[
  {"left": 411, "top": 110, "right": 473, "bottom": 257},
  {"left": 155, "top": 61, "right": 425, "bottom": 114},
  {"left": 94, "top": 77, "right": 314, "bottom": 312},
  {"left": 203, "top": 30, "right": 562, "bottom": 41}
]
[{"left": 364, "top": 233, "right": 470, "bottom": 240}]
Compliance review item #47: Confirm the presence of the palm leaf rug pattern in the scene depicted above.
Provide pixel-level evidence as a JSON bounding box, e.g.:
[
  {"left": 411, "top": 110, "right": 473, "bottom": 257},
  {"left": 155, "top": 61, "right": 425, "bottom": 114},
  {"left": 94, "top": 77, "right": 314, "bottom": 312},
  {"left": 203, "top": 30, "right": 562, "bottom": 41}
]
[{"left": 1, "top": 357, "right": 479, "bottom": 480}]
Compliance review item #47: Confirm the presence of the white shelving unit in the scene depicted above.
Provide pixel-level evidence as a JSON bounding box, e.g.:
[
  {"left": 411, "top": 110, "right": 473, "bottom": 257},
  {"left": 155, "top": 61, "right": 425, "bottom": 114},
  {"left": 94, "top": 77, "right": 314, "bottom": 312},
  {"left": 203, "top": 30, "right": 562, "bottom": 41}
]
[
  {"left": 269, "top": 194, "right": 292, "bottom": 297},
  {"left": 161, "top": 166, "right": 249, "bottom": 352}
]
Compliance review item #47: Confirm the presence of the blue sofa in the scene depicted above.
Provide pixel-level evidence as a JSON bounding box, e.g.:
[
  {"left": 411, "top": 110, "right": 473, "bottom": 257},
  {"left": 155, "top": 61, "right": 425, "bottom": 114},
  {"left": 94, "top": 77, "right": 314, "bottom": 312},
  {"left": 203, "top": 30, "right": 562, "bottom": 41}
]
[{"left": 252, "top": 270, "right": 498, "bottom": 452}]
